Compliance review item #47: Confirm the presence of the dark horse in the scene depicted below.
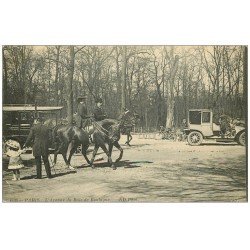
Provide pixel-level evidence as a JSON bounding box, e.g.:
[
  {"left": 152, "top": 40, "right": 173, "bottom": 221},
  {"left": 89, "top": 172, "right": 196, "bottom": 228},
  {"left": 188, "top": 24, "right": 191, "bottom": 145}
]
[
  {"left": 121, "top": 125, "right": 133, "bottom": 146},
  {"left": 120, "top": 109, "right": 138, "bottom": 146},
  {"left": 51, "top": 123, "right": 90, "bottom": 170},
  {"left": 46, "top": 109, "right": 135, "bottom": 170},
  {"left": 89, "top": 110, "right": 137, "bottom": 170}
]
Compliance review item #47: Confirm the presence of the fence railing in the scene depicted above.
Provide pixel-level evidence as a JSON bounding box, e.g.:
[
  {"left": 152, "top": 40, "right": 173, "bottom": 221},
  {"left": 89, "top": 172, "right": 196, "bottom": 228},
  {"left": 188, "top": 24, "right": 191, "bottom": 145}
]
[{"left": 132, "top": 126, "right": 187, "bottom": 142}]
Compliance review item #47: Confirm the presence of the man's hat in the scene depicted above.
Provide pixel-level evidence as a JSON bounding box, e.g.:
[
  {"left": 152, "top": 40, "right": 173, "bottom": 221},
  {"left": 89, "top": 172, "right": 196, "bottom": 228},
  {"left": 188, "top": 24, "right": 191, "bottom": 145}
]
[{"left": 95, "top": 97, "right": 103, "bottom": 103}]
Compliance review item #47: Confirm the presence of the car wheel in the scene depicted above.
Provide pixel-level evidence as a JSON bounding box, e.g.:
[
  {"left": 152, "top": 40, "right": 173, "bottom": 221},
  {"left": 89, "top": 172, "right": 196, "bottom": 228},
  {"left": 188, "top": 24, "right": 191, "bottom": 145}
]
[
  {"left": 238, "top": 131, "right": 246, "bottom": 146},
  {"left": 187, "top": 131, "right": 203, "bottom": 146}
]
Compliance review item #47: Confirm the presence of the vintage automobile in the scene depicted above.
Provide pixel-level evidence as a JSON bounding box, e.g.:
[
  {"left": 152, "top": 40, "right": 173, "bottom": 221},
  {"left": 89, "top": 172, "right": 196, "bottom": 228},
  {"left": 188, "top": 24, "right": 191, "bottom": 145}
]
[
  {"left": 184, "top": 109, "right": 246, "bottom": 146},
  {"left": 2, "top": 105, "right": 64, "bottom": 169},
  {"left": 3, "top": 104, "right": 63, "bottom": 147}
]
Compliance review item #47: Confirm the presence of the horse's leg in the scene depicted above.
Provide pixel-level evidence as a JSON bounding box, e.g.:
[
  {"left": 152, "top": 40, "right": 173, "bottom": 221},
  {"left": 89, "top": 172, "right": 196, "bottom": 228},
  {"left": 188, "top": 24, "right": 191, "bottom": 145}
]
[
  {"left": 113, "top": 141, "right": 123, "bottom": 162},
  {"left": 129, "top": 133, "right": 132, "bottom": 144},
  {"left": 127, "top": 132, "right": 132, "bottom": 146},
  {"left": 61, "top": 145, "right": 69, "bottom": 165},
  {"left": 67, "top": 140, "right": 77, "bottom": 170},
  {"left": 108, "top": 143, "right": 113, "bottom": 157},
  {"left": 100, "top": 143, "right": 116, "bottom": 170},
  {"left": 125, "top": 134, "right": 129, "bottom": 145},
  {"left": 53, "top": 142, "right": 59, "bottom": 164},
  {"left": 59, "top": 141, "right": 73, "bottom": 169},
  {"left": 89, "top": 144, "right": 99, "bottom": 169},
  {"left": 82, "top": 143, "right": 90, "bottom": 165},
  {"left": 54, "top": 139, "right": 66, "bottom": 164}
]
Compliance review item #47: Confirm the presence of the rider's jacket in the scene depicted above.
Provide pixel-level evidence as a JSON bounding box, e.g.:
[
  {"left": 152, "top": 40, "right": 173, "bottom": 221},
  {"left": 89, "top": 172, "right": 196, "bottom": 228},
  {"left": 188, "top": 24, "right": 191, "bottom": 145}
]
[
  {"left": 93, "top": 106, "right": 106, "bottom": 121},
  {"left": 76, "top": 103, "right": 88, "bottom": 128},
  {"left": 77, "top": 103, "right": 88, "bottom": 119}
]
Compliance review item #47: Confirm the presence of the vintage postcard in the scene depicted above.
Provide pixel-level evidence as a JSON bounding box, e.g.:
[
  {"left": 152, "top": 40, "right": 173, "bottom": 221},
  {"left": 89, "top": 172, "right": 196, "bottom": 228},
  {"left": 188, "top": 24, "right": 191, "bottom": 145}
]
[{"left": 2, "top": 45, "right": 247, "bottom": 202}]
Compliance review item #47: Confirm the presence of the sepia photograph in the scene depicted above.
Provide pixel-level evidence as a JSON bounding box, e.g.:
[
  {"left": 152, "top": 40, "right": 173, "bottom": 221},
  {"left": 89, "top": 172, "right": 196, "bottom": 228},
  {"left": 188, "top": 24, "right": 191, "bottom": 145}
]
[
  {"left": 2, "top": 45, "right": 247, "bottom": 202},
  {"left": 1, "top": 1, "right": 250, "bottom": 250}
]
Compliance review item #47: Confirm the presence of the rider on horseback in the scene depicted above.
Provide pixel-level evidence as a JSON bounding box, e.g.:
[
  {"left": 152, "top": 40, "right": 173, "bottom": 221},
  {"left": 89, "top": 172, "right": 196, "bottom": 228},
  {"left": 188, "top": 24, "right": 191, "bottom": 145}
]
[
  {"left": 75, "top": 95, "right": 88, "bottom": 129},
  {"left": 93, "top": 97, "right": 107, "bottom": 121}
]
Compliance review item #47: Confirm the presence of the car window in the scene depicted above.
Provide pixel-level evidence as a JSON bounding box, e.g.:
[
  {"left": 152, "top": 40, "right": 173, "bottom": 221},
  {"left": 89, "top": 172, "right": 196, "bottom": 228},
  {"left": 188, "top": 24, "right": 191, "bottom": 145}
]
[
  {"left": 202, "top": 112, "right": 211, "bottom": 123},
  {"left": 189, "top": 111, "right": 201, "bottom": 124}
]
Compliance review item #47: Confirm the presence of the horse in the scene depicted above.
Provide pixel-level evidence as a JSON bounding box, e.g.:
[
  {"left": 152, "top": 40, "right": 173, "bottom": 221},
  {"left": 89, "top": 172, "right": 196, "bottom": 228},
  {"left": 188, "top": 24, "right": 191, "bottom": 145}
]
[
  {"left": 121, "top": 125, "right": 133, "bottom": 146},
  {"left": 45, "top": 119, "right": 90, "bottom": 170},
  {"left": 53, "top": 125, "right": 91, "bottom": 170},
  {"left": 89, "top": 110, "right": 136, "bottom": 170},
  {"left": 120, "top": 109, "right": 138, "bottom": 146}
]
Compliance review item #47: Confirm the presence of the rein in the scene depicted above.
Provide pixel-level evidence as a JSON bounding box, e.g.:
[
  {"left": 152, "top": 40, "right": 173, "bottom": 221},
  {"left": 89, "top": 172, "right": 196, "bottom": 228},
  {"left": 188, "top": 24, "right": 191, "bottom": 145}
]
[{"left": 91, "top": 119, "right": 110, "bottom": 136}]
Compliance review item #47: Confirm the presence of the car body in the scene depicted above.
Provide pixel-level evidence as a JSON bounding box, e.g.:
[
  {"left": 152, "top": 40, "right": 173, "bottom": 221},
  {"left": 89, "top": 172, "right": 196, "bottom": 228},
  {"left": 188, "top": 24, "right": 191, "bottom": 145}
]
[
  {"left": 184, "top": 109, "right": 246, "bottom": 146},
  {"left": 3, "top": 104, "right": 63, "bottom": 147}
]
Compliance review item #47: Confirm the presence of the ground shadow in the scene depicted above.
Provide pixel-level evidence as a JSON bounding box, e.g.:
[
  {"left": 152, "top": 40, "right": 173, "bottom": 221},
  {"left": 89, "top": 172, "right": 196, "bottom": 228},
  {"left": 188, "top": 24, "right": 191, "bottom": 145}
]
[
  {"left": 21, "top": 171, "right": 76, "bottom": 180},
  {"left": 121, "top": 144, "right": 151, "bottom": 148},
  {"left": 76, "top": 159, "right": 153, "bottom": 169},
  {"left": 201, "top": 142, "right": 239, "bottom": 146}
]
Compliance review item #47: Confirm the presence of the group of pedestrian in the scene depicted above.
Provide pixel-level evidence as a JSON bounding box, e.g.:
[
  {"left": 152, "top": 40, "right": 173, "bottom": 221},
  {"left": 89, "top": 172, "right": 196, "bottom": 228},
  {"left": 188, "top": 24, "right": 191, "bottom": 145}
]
[{"left": 6, "top": 96, "right": 108, "bottom": 181}]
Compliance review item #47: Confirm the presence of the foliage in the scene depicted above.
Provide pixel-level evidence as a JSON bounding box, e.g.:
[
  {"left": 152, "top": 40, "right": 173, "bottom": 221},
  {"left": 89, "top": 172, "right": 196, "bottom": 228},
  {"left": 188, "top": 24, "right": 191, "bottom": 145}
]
[{"left": 2, "top": 46, "right": 246, "bottom": 129}]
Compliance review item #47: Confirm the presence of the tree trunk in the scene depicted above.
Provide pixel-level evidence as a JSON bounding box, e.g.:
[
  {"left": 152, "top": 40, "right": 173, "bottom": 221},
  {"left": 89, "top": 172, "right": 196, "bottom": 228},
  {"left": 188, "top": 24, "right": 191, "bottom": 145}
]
[
  {"left": 54, "top": 46, "right": 60, "bottom": 105},
  {"left": 166, "top": 55, "right": 179, "bottom": 128},
  {"left": 121, "top": 46, "right": 127, "bottom": 111},
  {"left": 2, "top": 47, "right": 8, "bottom": 104},
  {"left": 156, "top": 84, "right": 163, "bottom": 127},
  {"left": 67, "top": 46, "right": 75, "bottom": 124},
  {"left": 166, "top": 96, "right": 175, "bottom": 128},
  {"left": 47, "top": 50, "right": 51, "bottom": 105},
  {"left": 21, "top": 46, "right": 27, "bottom": 104},
  {"left": 115, "top": 47, "right": 122, "bottom": 107},
  {"left": 242, "top": 46, "right": 247, "bottom": 120}
]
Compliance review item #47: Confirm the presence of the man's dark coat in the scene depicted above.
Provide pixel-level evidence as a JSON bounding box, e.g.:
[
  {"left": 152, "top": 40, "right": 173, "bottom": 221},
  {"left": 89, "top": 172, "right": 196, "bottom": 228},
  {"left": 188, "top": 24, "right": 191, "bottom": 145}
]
[{"left": 25, "top": 123, "right": 51, "bottom": 157}]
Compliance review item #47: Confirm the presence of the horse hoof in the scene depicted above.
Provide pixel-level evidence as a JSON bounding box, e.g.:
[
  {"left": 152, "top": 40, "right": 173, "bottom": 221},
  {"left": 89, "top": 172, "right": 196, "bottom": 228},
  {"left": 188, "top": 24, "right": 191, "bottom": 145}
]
[{"left": 112, "top": 166, "right": 117, "bottom": 170}]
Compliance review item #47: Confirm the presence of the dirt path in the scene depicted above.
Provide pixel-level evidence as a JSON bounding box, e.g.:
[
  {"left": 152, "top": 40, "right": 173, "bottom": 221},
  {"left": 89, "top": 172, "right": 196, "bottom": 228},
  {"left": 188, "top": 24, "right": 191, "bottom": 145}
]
[{"left": 2, "top": 135, "right": 247, "bottom": 202}]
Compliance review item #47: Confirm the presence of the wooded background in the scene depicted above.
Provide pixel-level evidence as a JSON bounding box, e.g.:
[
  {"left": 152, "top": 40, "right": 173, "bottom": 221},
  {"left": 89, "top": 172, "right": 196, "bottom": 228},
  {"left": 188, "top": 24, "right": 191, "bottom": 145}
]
[{"left": 2, "top": 45, "right": 247, "bottom": 130}]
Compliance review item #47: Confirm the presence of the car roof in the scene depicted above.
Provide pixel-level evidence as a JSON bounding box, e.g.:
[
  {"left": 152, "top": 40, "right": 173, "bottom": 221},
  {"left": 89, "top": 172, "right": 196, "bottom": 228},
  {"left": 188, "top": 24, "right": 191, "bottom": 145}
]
[{"left": 3, "top": 105, "right": 64, "bottom": 112}]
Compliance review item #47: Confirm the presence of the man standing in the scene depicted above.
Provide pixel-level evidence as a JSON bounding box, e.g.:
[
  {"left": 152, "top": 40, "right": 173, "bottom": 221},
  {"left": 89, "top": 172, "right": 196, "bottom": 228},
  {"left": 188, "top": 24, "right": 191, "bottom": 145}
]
[
  {"left": 219, "top": 114, "right": 231, "bottom": 137},
  {"left": 23, "top": 118, "right": 52, "bottom": 179},
  {"left": 93, "top": 97, "right": 107, "bottom": 121},
  {"left": 76, "top": 95, "right": 88, "bottom": 129}
]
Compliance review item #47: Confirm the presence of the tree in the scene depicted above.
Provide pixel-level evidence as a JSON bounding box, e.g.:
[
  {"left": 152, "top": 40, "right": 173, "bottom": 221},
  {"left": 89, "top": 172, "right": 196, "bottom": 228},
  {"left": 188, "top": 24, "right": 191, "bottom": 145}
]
[
  {"left": 66, "top": 46, "right": 75, "bottom": 124},
  {"left": 121, "top": 46, "right": 127, "bottom": 111},
  {"left": 165, "top": 48, "right": 179, "bottom": 128}
]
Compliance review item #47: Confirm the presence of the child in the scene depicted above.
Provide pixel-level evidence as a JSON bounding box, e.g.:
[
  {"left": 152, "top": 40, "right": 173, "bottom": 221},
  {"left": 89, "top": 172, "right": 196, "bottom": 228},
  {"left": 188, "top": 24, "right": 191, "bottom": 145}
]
[{"left": 5, "top": 139, "right": 25, "bottom": 181}]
